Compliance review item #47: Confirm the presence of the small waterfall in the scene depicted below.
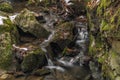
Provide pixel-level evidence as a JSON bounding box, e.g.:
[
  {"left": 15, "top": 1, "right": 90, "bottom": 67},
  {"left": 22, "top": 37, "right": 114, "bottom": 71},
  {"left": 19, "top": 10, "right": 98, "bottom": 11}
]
[
  {"left": 40, "top": 12, "right": 91, "bottom": 79},
  {"left": 0, "top": 16, "right": 7, "bottom": 25},
  {"left": 71, "top": 21, "right": 89, "bottom": 66},
  {"left": 0, "top": 14, "right": 17, "bottom": 25},
  {"left": 40, "top": 31, "right": 55, "bottom": 65},
  {"left": 40, "top": 30, "right": 65, "bottom": 72}
]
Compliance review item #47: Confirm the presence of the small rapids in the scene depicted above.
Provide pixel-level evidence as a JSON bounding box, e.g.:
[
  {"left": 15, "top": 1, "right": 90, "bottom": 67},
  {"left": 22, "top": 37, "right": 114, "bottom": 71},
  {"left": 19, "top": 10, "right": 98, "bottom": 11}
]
[
  {"left": 40, "top": 13, "right": 92, "bottom": 80},
  {"left": 0, "top": 1, "right": 105, "bottom": 80},
  {"left": 0, "top": 14, "right": 17, "bottom": 25}
]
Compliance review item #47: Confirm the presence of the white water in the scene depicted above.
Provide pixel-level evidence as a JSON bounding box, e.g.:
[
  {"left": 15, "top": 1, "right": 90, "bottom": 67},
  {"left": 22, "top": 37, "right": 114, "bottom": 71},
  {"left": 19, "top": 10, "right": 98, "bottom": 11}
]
[
  {"left": 0, "top": 16, "right": 7, "bottom": 25},
  {"left": 40, "top": 31, "right": 55, "bottom": 52},
  {"left": 45, "top": 66, "right": 65, "bottom": 72},
  {"left": 57, "top": 59, "right": 74, "bottom": 67},
  {"left": 0, "top": 14, "right": 18, "bottom": 25},
  {"left": 65, "top": 0, "right": 72, "bottom": 5},
  {"left": 9, "top": 14, "right": 18, "bottom": 21}
]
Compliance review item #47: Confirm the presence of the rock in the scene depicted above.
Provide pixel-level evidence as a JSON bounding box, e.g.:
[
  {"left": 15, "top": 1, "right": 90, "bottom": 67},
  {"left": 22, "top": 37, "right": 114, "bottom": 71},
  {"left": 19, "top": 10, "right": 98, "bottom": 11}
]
[
  {"left": 21, "top": 48, "right": 47, "bottom": 73},
  {"left": 54, "top": 22, "right": 74, "bottom": 47},
  {"left": 0, "top": 11, "right": 8, "bottom": 16},
  {"left": 27, "top": 0, "right": 56, "bottom": 6},
  {"left": 0, "top": 74, "right": 14, "bottom": 80},
  {"left": 0, "top": 1, "right": 13, "bottom": 13},
  {"left": 25, "top": 76, "right": 44, "bottom": 80},
  {"left": 112, "top": 40, "right": 120, "bottom": 54},
  {"left": 46, "top": 22, "right": 75, "bottom": 59},
  {"left": 0, "top": 18, "right": 19, "bottom": 69},
  {"left": 109, "top": 51, "right": 120, "bottom": 76},
  {"left": 53, "top": 22, "right": 74, "bottom": 42},
  {"left": 27, "top": 0, "right": 40, "bottom": 6},
  {"left": 116, "top": 76, "right": 120, "bottom": 80},
  {"left": 67, "top": 0, "right": 87, "bottom": 16},
  {"left": 54, "top": 65, "right": 91, "bottom": 80},
  {"left": 14, "top": 9, "right": 50, "bottom": 38},
  {"left": 0, "top": 32, "right": 13, "bottom": 69},
  {"left": 0, "top": 69, "right": 6, "bottom": 76},
  {"left": 32, "top": 68, "right": 50, "bottom": 76},
  {"left": 0, "top": 74, "right": 9, "bottom": 80}
]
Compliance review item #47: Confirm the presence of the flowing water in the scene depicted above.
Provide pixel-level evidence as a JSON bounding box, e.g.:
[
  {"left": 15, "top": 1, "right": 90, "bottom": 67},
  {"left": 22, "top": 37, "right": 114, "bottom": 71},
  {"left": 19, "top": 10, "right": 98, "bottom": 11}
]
[
  {"left": 0, "top": 1, "right": 105, "bottom": 80},
  {"left": 39, "top": 13, "right": 92, "bottom": 80}
]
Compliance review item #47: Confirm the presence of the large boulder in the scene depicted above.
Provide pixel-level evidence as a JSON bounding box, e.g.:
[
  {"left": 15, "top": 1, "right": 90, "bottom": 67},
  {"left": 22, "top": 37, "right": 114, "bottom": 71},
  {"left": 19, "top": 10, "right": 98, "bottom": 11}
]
[
  {"left": 14, "top": 9, "right": 50, "bottom": 38},
  {"left": 27, "top": 0, "right": 40, "bottom": 6},
  {"left": 21, "top": 47, "right": 47, "bottom": 73},
  {"left": 0, "top": 18, "right": 19, "bottom": 70},
  {"left": 0, "top": 1, "right": 13, "bottom": 13},
  {"left": 53, "top": 21, "right": 75, "bottom": 49},
  {"left": 46, "top": 21, "right": 75, "bottom": 59}
]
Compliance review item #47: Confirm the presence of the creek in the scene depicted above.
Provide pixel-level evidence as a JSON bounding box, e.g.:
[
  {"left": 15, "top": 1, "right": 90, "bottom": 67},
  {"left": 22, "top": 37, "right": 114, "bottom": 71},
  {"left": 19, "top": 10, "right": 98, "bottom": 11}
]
[{"left": 0, "top": 0, "right": 106, "bottom": 80}]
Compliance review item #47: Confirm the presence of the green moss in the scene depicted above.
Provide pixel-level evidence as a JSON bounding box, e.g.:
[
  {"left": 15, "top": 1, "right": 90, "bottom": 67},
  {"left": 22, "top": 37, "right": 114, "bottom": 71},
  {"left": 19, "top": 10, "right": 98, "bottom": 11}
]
[
  {"left": 21, "top": 53, "right": 38, "bottom": 72},
  {"left": 62, "top": 47, "right": 67, "bottom": 56},
  {"left": 87, "top": 0, "right": 120, "bottom": 79},
  {"left": 27, "top": 0, "right": 55, "bottom": 6},
  {"left": 0, "top": 18, "right": 19, "bottom": 70},
  {"left": 0, "top": 18, "right": 15, "bottom": 32},
  {"left": 0, "top": 2, "right": 13, "bottom": 13},
  {"left": 0, "top": 32, "right": 13, "bottom": 70},
  {"left": 21, "top": 48, "right": 46, "bottom": 72},
  {"left": 88, "top": 35, "right": 95, "bottom": 56},
  {"left": 0, "top": 18, "right": 19, "bottom": 43},
  {"left": 54, "top": 22, "right": 74, "bottom": 40},
  {"left": 97, "top": 0, "right": 111, "bottom": 16},
  {"left": 100, "top": 20, "right": 114, "bottom": 31},
  {"left": 110, "top": 8, "right": 120, "bottom": 29},
  {"left": 14, "top": 9, "right": 50, "bottom": 38}
]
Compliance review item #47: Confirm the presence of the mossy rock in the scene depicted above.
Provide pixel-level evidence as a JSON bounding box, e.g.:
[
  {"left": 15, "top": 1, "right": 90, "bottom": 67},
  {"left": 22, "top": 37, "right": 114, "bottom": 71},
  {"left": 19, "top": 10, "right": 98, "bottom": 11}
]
[
  {"left": 14, "top": 9, "right": 50, "bottom": 38},
  {"left": 0, "top": 2, "right": 13, "bottom": 13},
  {"left": 0, "top": 18, "right": 19, "bottom": 70},
  {"left": 101, "top": 51, "right": 120, "bottom": 80},
  {"left": 32, "top": 68, "right": 50, "bottom": 76},
  {"left": 87, "top": 1, "right": 120, "bottom": 79},
  {"left": 53, "top": 22, "right": 74, "bottom": 42},
  {"left": 68, "top": 0, "right": 87, "bottom": 16},
  {"left": 27, "top": 0, "right": 40, "bottom": 6},
  {"left": 46, "top": 22, "right": 75, "bottom": 59},
  {"left": 0, "top": 18, "right": 20, "bottom": 43},
  {"left": 27, "top": 0, "right": 56, "bottom": 6},
  {"left": 21, "top": 48, "right": 47, "bottom": 73},
  {"left": 109, "top": 51, "right": 120, "bottom": 75},
  {"left": 0, "top": 32, "right": 13, "bottom": 70}
]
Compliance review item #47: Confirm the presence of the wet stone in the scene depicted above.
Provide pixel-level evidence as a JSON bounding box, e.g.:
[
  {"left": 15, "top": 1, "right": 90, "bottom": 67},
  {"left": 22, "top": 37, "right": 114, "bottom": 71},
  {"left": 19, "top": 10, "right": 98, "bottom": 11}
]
[{"left": 14, "top": 9, "right": 51, "bottom": 38}]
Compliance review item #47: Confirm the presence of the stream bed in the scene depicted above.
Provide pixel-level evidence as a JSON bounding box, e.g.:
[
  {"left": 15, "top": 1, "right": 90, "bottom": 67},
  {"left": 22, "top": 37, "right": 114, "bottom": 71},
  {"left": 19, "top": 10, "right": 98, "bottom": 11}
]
[{"left": 0, "top": 0, "right": 106, "bottom": 80}]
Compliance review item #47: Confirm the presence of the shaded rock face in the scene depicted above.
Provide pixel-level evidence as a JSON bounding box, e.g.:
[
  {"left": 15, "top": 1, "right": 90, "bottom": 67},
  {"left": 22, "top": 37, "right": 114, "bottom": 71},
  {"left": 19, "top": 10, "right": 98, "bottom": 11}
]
[
  {"left": 87, "top": 0, "right": 120, "bottom": 79},
  {"left": 21, "top": 53, "right": 47, "bottom": 73},
  {"left": 14, "top": 9, "right": 51, "bottom": 38},
  {"left": 13, "top": 44, "right": 48, "bottom": 73},
  {"left": 53, "top": 21, "right": 74, "bottom": 49},
  {"left": 46, "top": 22, "right": 75, "bottom": 59}
]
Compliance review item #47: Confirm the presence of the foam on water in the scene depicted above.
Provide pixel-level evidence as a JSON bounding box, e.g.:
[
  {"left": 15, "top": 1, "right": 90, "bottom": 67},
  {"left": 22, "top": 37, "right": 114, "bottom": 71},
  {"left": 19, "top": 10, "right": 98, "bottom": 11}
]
[
  {"left": 0, "top": 14, "right": 18, "bottom": 25},
  {"left": 9, "top": 14, "right": 18, "bottom": 21},
  {"left": 45, "top": 66, "right": 65, "bottom": 72},
  {"left": 0, "top": 16, "right": 7, "bottom": 25}
]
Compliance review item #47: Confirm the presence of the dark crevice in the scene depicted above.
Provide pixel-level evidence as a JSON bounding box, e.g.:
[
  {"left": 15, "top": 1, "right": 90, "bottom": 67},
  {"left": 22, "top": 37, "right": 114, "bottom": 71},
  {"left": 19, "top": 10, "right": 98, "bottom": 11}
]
[{"left": 16, "top": 26, "right": 37, "bottom": 43}]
